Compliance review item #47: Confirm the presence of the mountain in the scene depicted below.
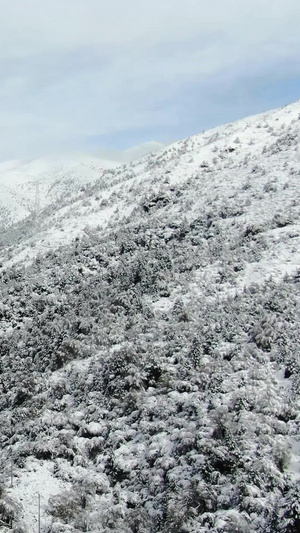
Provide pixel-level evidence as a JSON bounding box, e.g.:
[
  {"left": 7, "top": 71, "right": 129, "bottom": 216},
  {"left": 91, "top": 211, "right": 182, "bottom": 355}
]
[
  {"left": 95, "top": 141, "right": 166, "bottom": 164},
  {"left": 0, "top": 101, "right": 300, "bottom": 532},
  {"left": 0, "top": 156, "right": 120, "bottom": 228},
  {"left": 121, "top": 141, "right": 166, "bottom": 162}
]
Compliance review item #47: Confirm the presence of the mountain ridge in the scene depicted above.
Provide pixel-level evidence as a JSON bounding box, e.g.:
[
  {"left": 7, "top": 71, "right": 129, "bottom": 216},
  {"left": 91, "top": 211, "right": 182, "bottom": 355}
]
[
  {"left": 0, "top": 156, "right": 121, "bottom": 229},
  {"left": 2, "top": 99, "right": 300, "bottom": 283}
]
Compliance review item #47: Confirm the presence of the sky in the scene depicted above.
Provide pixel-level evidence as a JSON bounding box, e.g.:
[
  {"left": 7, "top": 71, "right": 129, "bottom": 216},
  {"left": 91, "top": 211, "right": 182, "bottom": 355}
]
[{"left": 0, "top": 0, "right": 300, "bottom": 160}]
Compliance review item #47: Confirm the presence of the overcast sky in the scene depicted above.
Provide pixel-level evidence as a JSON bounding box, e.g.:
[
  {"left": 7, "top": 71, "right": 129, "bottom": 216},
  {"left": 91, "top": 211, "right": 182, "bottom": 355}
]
[{"left": 0, "top": 0, "right": 300, "bottom": 160}]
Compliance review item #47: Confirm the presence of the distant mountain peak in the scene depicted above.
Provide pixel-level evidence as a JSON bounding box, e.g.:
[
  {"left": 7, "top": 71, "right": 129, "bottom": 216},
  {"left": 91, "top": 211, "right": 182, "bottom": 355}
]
[
  {"left": 0, "top": 155, "right": 121, "bottom": 227},
  {"left": 121, "top": 140, "right": 165, "bottom": 161}
]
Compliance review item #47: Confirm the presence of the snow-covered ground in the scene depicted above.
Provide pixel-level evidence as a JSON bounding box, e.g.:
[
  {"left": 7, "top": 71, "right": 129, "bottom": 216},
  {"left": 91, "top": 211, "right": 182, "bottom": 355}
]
[
  {"left": 8, "top": 459, "right": 71, "bottom": 532},
  {"left": 0, "top": 155, "right": 120, "bottom": 227}
]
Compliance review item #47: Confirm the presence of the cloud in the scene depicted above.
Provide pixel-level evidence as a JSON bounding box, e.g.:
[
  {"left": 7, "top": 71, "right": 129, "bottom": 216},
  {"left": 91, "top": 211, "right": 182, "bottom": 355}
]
[{"left": 0, "top": 0, "right": 299, "bottom": 159}]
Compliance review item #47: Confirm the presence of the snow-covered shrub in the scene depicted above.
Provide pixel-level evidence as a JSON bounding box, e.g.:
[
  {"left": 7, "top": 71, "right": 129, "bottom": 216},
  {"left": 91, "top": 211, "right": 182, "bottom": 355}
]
[
  {"left": 271, "top": 212, "right": 292, "bottom": 228},
  {"left": 277, "top": 483, "right": 300, "bottom": 532},
  {"left": 243, "top": 223, "right": 264, "bottom": 239},
  {"left": 0, "top": 495, "right": 20, "bottom": 529},
  {"left": 263, "top": 180, "right": 278, "bottom": 193},
  {"left": 48, "top": 490, "right": 84, "bottom": 523}
]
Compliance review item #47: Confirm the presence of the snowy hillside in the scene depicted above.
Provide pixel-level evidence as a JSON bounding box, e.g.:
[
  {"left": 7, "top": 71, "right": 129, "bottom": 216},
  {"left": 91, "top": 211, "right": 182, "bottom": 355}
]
[
  {"left": 2, "top": 100, "right": 300, "bottom": 285},
  {"left": 1, "top": 101, "right": 300, "bottom": 532},
  {"left": 0, "top": 156, "right": 120, "bottom": 228}
]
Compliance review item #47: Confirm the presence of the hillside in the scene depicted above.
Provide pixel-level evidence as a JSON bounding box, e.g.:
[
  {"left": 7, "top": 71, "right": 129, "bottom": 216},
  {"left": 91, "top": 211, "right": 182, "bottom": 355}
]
[
  {"left": 0, "top": 156, "right": 120, "bottom": 228},
  {"left": 0, "top": 102, "right": 300, "bottom": 532}
]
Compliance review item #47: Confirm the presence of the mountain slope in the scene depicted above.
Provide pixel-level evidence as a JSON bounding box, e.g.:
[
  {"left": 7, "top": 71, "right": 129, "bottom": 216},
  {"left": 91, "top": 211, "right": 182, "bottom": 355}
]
[
  {"left": 0, "top": 156, "right": 120, "bottom": 228},
  {"left": 2, "top": 99, "right": 300, "bottom": 283},
  {"left": 0, "top": 102, "right": 300, "bottom": 532}
]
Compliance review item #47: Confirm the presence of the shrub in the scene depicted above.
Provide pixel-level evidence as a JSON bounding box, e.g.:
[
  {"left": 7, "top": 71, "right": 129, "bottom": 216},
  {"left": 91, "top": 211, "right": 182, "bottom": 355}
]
[{"left": 48, "top": 490, "right": 83, "bottom": 523}]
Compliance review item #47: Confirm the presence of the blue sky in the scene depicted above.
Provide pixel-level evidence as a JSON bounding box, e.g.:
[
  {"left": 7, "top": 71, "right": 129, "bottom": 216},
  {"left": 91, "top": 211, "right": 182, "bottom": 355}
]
[
  {"left": 0, "top": 0, "right": 299, "bottom": 160},
  {"left": 89, "top": 73, "right": 300, "bottom": 153}
]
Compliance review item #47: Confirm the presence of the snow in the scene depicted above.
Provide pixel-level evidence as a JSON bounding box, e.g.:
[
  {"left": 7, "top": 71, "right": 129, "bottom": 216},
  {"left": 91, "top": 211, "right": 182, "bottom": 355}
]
[
  {"left": 85, "top": 423, "right": 104, "bottom": 437},
  {"left": 8, "top": 458, "right": 70, "bottom": 532},
  {"left": 0, "top": 155, "right": 121, "bottom": 227},
  {"left": 289, "top": 437, "right": 300, "bottom": 481}
]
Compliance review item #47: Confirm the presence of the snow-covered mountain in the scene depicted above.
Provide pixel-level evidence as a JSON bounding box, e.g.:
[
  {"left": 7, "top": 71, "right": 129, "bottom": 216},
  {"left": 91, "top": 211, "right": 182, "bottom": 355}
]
[
  {"left": 0, "top": 156, "right": 120, "bottom": 228},
  {"left": 3, "top": 100, "right": 300, "bottom": 284},
  {"left": 121, "top": 141, "right": 165, "bottom": 162},
  {"left": 1, "top": 101, "right": 300, "bottom": 532}
]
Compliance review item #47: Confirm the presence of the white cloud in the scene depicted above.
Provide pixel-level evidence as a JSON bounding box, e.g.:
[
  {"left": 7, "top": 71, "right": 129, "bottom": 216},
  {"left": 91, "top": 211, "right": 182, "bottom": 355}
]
[{"left": 0, "top": 0, "right": 299, "bottom": 159}]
